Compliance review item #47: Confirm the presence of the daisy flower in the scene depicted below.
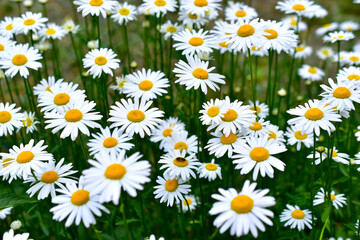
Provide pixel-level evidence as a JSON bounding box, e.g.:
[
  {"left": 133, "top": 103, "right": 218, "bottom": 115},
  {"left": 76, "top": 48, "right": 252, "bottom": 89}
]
[
  {"left": 340, "top": 21, "right": 359, "bottom": 32},
  {"left": 232, "top": 136, "right": 287, "bottom": 180},
  {"left": 1, "top": 157, "right": 18, "bottom": 183},
  {"left": 180, "top": 194, "right": 197, "bottom": 212},
  {"left": 276, "top": 0, "right": 317, "bottom": 17},
  {"left": 2, "top": 229, "right": 30, "bottom": 240},
  {"left": 199, "top": 98, "right": 227, "bottom": 126},
  {"left": 313, "top": 187, "right": 347, "bottom": 209},
  {"left": 249, "top": 100, "right": 269, "bottom": 119},
  {"left": 164, "top": 130, "right": 198, "bottom": 154},
  {"left": 225, "top": 1, "right": 258, "bottom": 22},
  {"left": 250, "top": 45, "right": 269, "bottom": 57},
  {"left": 139, "top": 0, "right": 177, "bottom": 17},
  {"left": 44, "top": 100, "right": 102, "bottom": 141},
  {"left": 180, "top": 0, "right": 221, "bottom": 18},
  {"left": 62, "top": 19, "right": 80, "bottom": 34},
  {"left": 323, "top": 31, "right": 355, "bottom": 43},
  {"left": 13, "top": 11, "right": 48, "bottom": 35},
  {"left": 38, "top": 23, "right": 67, "bottom": 40},
  {"left": 245, "top": 118, "right": 271, "bottom": 138},
  {"left": 110, "top": 75, "right": 127, "bottom": 93},
  {"left": 173, "top": 54, "right": 225, "bottom": 94},
  {"left": 315, "top": 23, "right": 338, "bottom": 36},
  {"left": 317, "top": 46, "right": 334, "bottom": 60},
  {"left": 298, "top": 64, "right": 324, "bottom": 82},
  {"left": 178, "top": 10, "right": 209, "bottom": 29},
  {"left": 87, "top": 127, "right": 133, "bottom": 156},
  {"left": 345, "top": 51, "right": 360, "bottom": 66},
  {"left": 108, "top": 98, "right": 164, "bottom": 138},
  {"left": 153, "top": 173, "right": 191, "bottom": 207},
  {"left": 281, "top": 15, "right": 307, "bottom": 32},
  {"left": 0, "top": 207, "right": 12, "bottom": 219},
  {"left": 74, "top": 0, "right": 118, "bottom": 18},
  {"left": 285, "top": 125, "right": 314, "bottom": 151},
  {"left": 50, "top": 177, "right": 109, "bottom": 228},
  {"left": 159, "top": 150, "right": 200, "bottom": 181},
  {"left": 0, "top": 17, "right": 16, "bottom": 38},
  {"left": 198, "top": 159, "right": 221, "bottom": 181},
  {"left": 147, "top": 235, "right": 165, "bottom": 240},
  {"left": 337, "top": 66, "right": 360, "bottom": 85},
  {"left": 206, "top": 132, "right": 244, "bottom": 158},
  {"left": 82, "top": 151, "right": 151, "bottom": 205},
  {"left": 21, "top": 111, "right": 39, "bottom": 134},
  {"left": 25, "top": 158, "right": 78, "bottom": 200},
  {"left": 266, "top": 124, "right": 286, "bottom": 146},
  {"left": 0, "top": 43, "right": 42, "bottom": 78},
  {"left": 111, "top": 2, "right": 137, "bottom": 25},
  {"left": 173, "top": 29, "right": 216, "bottom": 56},
  {"left": 160, "top": 20, "right": 183, "bottom": 40},
  {"left": 0, "top": 139, "right": 53, "bottom": 180},
  {"left": 320, "top": 78, "right": 360, "bottom": 111},
  {"left": 308, "top": 147, "right": 350, "bottom": 165},
  {"left": 33, "top": 76, "right": 64, "bottom": 97},
  {"left": 0, "top": 102, "right": 23, "bottom": 137},
  {"left": 292, "top": 45, "right": 312, "bottom": 59},
  {"left": 0, "top": 37, "right": 16, "bottom": 55},
  {"left": 280, "top": 205, "right": 312, "bottom": 231},
  {"left": 209, "top": 180, "right": 276, "bottom": 238},
  {"left": 83, "top": 48, "right": 120, "bottom": 78},
  {"left": 123, "top": 68, "right": 169, "bottom": 101},
  {"left": 150, "top": 120, "right": 184, "bottom": 150},
  {"left": 287, "top": 99, "right": 342, "bottom": 136}
]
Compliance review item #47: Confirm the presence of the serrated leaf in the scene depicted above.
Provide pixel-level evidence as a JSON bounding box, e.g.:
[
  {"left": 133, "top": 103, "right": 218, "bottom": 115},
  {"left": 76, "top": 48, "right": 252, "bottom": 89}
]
[{"left": 0, "top": 193, "right": 37, "bottom": 209}]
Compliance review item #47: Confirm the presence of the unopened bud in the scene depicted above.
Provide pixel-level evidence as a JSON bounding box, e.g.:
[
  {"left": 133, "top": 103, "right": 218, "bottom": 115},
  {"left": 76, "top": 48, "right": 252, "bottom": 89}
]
[
  {"left": 10, "top": 220, "right": 22, "bottom": 230},
  {"left": 277, "top": 88, "right": 286, "bottom": 97}
]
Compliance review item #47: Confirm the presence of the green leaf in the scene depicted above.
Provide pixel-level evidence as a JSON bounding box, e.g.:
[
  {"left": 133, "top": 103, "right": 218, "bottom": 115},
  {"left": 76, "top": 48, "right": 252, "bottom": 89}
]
[
  {"left": 321, "top": 204, "right": 331, "bottom": 223},
  {"left": 0, "top": 193, "right": 37, "bottom": 209},
  {"left": 115, "top": 218, "right": 140, "bottom": 225}
]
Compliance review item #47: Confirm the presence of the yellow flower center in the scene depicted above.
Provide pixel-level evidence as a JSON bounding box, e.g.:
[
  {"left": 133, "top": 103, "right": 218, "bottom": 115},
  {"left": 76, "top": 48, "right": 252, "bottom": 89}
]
[
  {"left": 235, "top": 10, "right": 247, "bottom": 17},
  {"left": 183, "top": 198, "right": 192, "bottom": 206},
  {"left": 219, "top": 42, "right": 229, "bottom": 48},
  {"left": 291, "top": 209, "right": 305, "bottom": 219},
  {"left": 5, "top": 24, "right": 13, "bottom": 30},
  {"left": 17, "top": 151, "right": 34, "bottom": 164},
  {"left": 264, "top": 29, "right": 278, "bottom": 39},
  {"left": 173, "top": 157, "right": 189, "bottom": 167},
  {"left": 105, "top": 163, "right": 127, "bottom": 180},
  {"left": 165, "top": 179, "right": 178, "bottom": 192},
  {"left": 41, "top": 170, "right": 59, "bottom": 183},
  {"left": 192, "top": 68, "right": 209, "bottom": 79},
  {"left": 162, "top": 128, "right": 173, "bottom": 137},
  {"left": 65, "top": 109, "right": 83, "bottom": 122},
  {"left": 127, "top": 110, "right": 145, "bottom": 123},
  {"left": 119, "top": 8, "right": 130, "bottom": 15},
  {"left": 154, "top": 0, "right": 166, "bottom": 6},
  {"left": 89, "top": 0, "right": 103, "bottom": 6},
  {"left": 103, "top": 137, "right": 118, "bottom": 148},
  {"left": 188, "top": 13, "right": 198, "bottom": 19},
  {"left": 0, "top": 111, "right": 11, "bottom": 123},
  {"left": 349, "top": 56, "right": 359, "bottom": 62},
  {"left": 268, "top": 131, "right": 277, "bottom": 140},
  {"left": 220, "top": 132, "right": 237, "bottom": 145},
  {"left": 0, "top": 44, "right": 4, "bottom": 51},
  {"left": 249, "top": 122, "right": 262, "bottom": 131},
  {"left": 221, "top": 109, "right": 238, "bottom": 122},
  {"left": 95, "top": 56, "right": 107, "bottom": 66},
  {"left": 294, "top": 131, "right": 307, "bottom": 140},
  {"left": 305, "top": 108, "right": 324, "bottom": 121},
  {"left": 250, "top": 147, "right": 269, "bottom": 162},
  {"left": 322, "top": 50, "right": 329, "bottom": 56},
  {"left": 189, "top": 37, "right": 204, "bottom": 46},
  {"left": 166, "top": 26, "right": 177, "bottom": 33},
  {"left": 194, "top": 0, "right": 208, "bottom": 7},
  {"left": 322, "top": 23, "right": 331, "bottom": 29},
  {"left": 71, "top": 190, "right": 90, "bottom": 206},
  {"left": 139, "top": 80, "right": 153, "bottom": 91},
  {"left": 308, "top": 67, "right": 317, "bottom": 74},
  {"left": 46, "top": 29, "right": 56, "bottom": 35},
  {"left": 12, "top": 54, "right": 28, "bottom": 66},
  {"left": 207, "top": 106, "right": 220, "bottom": 117},
  {"left": 205, "top": 163, "right": 217, "bottom": 171},
  {"left": 333, "top": 87, "right": 351, "bottom": 99},
  {"left": 290, "top": 19, "right": 297, "bottom": 26},
  {"left": 249, "top": 106, "right": 260, "bottom": 114},
  {"left": 22, "top": 117, "right": 33, "bottom": 127},
  {"left": 174, "top": 142, "right": 188, "bottom": 152},
  {"left": 296, "top": 46, "right": 305, "bottom": 52},
  {"left": 118, "top": 80, "right": 126, "bottom": 88},
  {"left": 292, "top": 4, "right": 305, "bottom": 11},
  {"left": 2, "top": 158, "right": 14, "bottom": 168},
  {"left": 348, "top": 74, "right": 360, "bottom": 81},
  {"left": 24, "top": 19, "right": 35, "bottom": 26},
  {"left": 54, "top": 93, "right": 70, "bottom": 106},
  {"left": 237, "top": 24, "right": 255, "bottom": 37},
  {"left": 324, "top": 194, "right": 336, "bottom": 201},
  {"left": 231, "top": 195, "right": 254, "bottom": 214}
]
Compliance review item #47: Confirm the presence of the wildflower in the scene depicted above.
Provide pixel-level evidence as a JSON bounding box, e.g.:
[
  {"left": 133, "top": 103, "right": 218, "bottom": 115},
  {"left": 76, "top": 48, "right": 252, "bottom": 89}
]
[
  {"left": 298, "top": 64, "right": 324, "bottom": 82},
  {"left": 262, "top": 20, "right": 298, "bottom": 53},
  {"left": 323, "top": 31, "right": 355, "bottom": 43},
  {"left": 316, "top": 46, "right": 334, "bottom": 60},
  {"left": 173, "top": 29, "right": 216, "bottom": 56},
  {"left": 140, "top": 0, "right": 177, "bottom": 17},
  {"left": 180, "top": 0, "right": 221, "bottom": 18},
  {"left": 111, "top": 2, "right": 137, "bottom": 25},
  {"left": 0, "top": 17, "right": 16, "bottom": 38},
  {"left": 0, "top": 207, "right": 12, "bottom": 219},
  {"left": 206, "top": 131, "right": 244, "bottom": 158},
  {"left": 313, "top": 188, "right": 347, "bottom": 209},
  {"left": 180, "top": 195, "right": 197, "bottom": 212},
  {"left": 13, "top": 11, "right": 48, "bottom": 35},
  {"left": 225, "top": 1, "right": 258, "bottom": 22},
  {"left": 0, "top": 102, "right": 23, "bottom": 137},
  {"left": 160, "top": 20, "right": 183, "bottom": 40},
  {"left": 39, "top": 23, "right": 67, "bottom": 40},
  {"left": 21, "top": 111, "right": 39, "bottom": 134},
  {"left": 285, "top": 125, "right": 314, "bottom": 151},
  {"left": 315, "top": 22, "right": 338, "bottom": 36},
  {"left": 110, "top": 75, "right": 127, "bottom": 93},
  {"left": 83, "top": 48, "right": 120, "bottom": 78},
  {"left": 198, "top": 159, "right": 222, "bottom": 181},
  {"left": 74, "top": 0, "right": 118, "bottom": 18},
  {"left": 280, "top": 205, "right": 313, "bottom": 231},
  {"left": 164, "top": 130, "right": 198, "bottom": 154}
]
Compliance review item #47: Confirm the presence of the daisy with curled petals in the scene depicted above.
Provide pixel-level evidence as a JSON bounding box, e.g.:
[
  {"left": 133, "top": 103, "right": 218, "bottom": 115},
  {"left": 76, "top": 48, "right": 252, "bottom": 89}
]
[
  {"left": 174, "top": 54, "right": 225, "bottom": 94},
  {"left": 280, "top": 205, "right": 312, "bottom": 231},
  {"left": 307, "top": 147, "right": 350, "bottom": 165},
  {"left": 33, "top": 76, "right": 64, "bottom": 97},
  {"left": 323, "top": 31, "right": 355, "bottom": 43},
  {"left": 209, "top": 180, "right": 275, "bottom": 238},
  {"left": 267, "top": 124, "right": 286, "bottom": 146},
  {"left": 205, "top": 131, "right": 244, "bottom": 158},
  {"left": 150, "top": 121, "right": 184, "bottom": 150},
  {"left": 74, "top": 0, "right": 118, "bottom": 18},
  {"left": 0, "top": 140, "right": 53, "bottom": 180},
  {"left": 87, "top": 127, "right": 133, "bottom": 156},
  {"left": 285, "top": 125, "right": 314, "bottom": 151},
  {"left": 180, "top": 194, "right": 197, "bottom": 212},
  {"left": 108, "top": 98, "right": 164, "bottom": 138},
  {"left": 212, "top": 96, "right": 256, "bottom": 137},
  {"left": 232, "top": 136, "right": 287, "bottom": 180},
  {"left": 249, "top": 100, "right": 269, "bottom": 119},
  {"left": 198, "top": 159, "right": 221, "bottom": 181},
  {"left": 317, "top": 46, "right": 334, "bottom": 60},
  {"left": 39, "top": 23, "right": 67, "bottom": 40},
  {"left": 315, "top": 23, "right": 338, "bottom": 36},
  {"left": 21, "top": 111, "right": 39, "bottom": 134},
  {"left": 0, "top": 17, "right": 16, "bottom": 38},
  {"left": 37, "top": 82, "right": 86, "bottom": 113},
  {"left": 199, "top": 98, "right": 226, "bottom": 126},
  {"left": 173, "top": 29, "right": 216, "bottom": 56},
  {"left": 50, "top": 177, "right": 109, "bottom": 228},
  {"left": 153, "top": 173, "right": 191, "bottom": 207},
  {"left": 82, "top": 151, "right": 151, "bottom": 205},
  {"left": 159, "top": 150, "right": 200, "bottom": 181},
  {"left": 83, "top": 48, "right": 120, "bottom": 78},
  {"left": 25, "top": 158, "right": 78, "bottom": 200},
  {"left": 225, "top": 18, "right": 269, "bottom": 53},
  {"left": 111, "top": 2, "right": 137, "bottom": 25},
  {"left": 178, "top": 10, "right": 208, "bottom": 29},
  {"left": 245, "top": 118, "right": 271, "bottom": 138},
  {"left": 0, "top": 102, "right": 22, "bottom": 137},
  {"left": 180, "top": 0, "right": 221, "bottom": 18},
  {"left": 0, "top": 43, "right": 42, "bottom": 78},
  {"left": 225, "top": 1, "right": 258, "bottom": 22},
  {"left": 287, "top": 99, "right": 342, "bottom": 136},
  {"left": 320, "top": 78, "right": 360, "bottom": 111},
  {"left": 13, "top": 11, "right": 48, "bottom": 35},
  {"left": 337, "top": 66, "right": 360, "bottom": 85},
  {"left": 44, "top": 100, "right": 102, "bottom": 141},
  {"left": 2, "top": 230, "right": 30, "bottom": 240},
  {"left": 298, "top": 64, "right": 324, "bottom": 82},
  {"left": 123, "top": 68, "right": 169, "bottom": 101},
  {"left": 139, "top": 0, "right": 177, "bottom": 17},
  {"left": 276, "top": 0, "right": 316, "bottom": 17},
  {"left": 313, "top": 187, "right": 347, "bottom": 209},
  {"left": 0, "top": 207, "right": 12, "bottom": 219},
  {"left": 0, "top": 37, "right": 16, "bottom": 55},
  {"left": 164, "top": 130, "right": 198, "bottom": 154},
  {"left": 160, "top": 20, "right": 183, "bottom": 40}
]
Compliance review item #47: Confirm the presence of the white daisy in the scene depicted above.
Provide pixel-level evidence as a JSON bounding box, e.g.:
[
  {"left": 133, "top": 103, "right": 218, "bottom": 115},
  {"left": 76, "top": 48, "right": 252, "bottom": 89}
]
[
  {"left": 150, "top": 120, "right": 185, "bottom": 150},
  {"left": 316, "top": 46, "right": 334, "bottom": 60},
  {"left": 315, "top": 23, "right": 338, "bottom": 36},
  {"left": 345, "top": 51, "right": 360, "bottom": 66},
  {"left": 266, "top": 124, "right": 286, "bottom": 146},
  {"left": 245, "top": 118, "right": 271, "bottom": 138},
  {"left": 209, "top": 180, "right": 276, "bottom": 238},
  {"left": 198, "top": 159, "right": 221, "bottom": 181},
  {"left": 281, "top": 15, "right": 307, "bottom": 32},
  {"left": 180, "top": 0, "right": 221, "bottom": 18},
  {"left": 2, "top": 229, "right": 30, "bottom": 240},
  {"left": 206, "top": 131, "right": 244, "bottom": 158},
  {"left": 139, "top": 0, "right": 177, "bottom": 17},
  {"left": 160, "top": 20, "right": 183, "bottom": 40},
  {"left": 111, "top": 2, "right": 137, "bottom": 25},
  {"left": 337, "top": 66, "right": 360, "bottom": 85},
  {"left": 38, "top": 23, "right": 67, "bottom": 40},
  {"left": 110, "top": 75, "right": 127, "bottom": 94},
  {"left": 62, "top": 19, "right": 80, "bottom": 34},
  {"left": 0, "top": 102, "right": 23, "bottom": 137},
  {"left": 83, "top": 48, "right": 120, "bottom": 78},
  {"left": 1, "top": 156, "right": 18, "bottom": 183},
  {"left": 292, "top": 45, "right": 312, "bottom": 59},
  {"left": 199, "top": 98, "right": 227, "bottom": 126},
  {"left": 298, "top": 64, "right": 324, "bottom": 82},
  {"left": 0, "top": 36, "right": 16, "bottom": 55},
  {"left": 172, "top": 29, "right": 216, "bottom": 56},
  {"left": 0, "top": 17, "right": 16, "bottom": 38},
  {"left": 13, "top": 11, "right": 48, "bottom": 35},
  {"left": 225, "top": 1, "right": 258, "bottom": 22},
  {"left": 232, "top": 136, "right": 287, "bottom": 180},
  {"left": 74, "top": 0, "right": 118, "bottom": 18},
  {"left": 164, "top": 130, "right": 198, "bottom": 155},
  {"left": 179, "top": 194, "right": 197, "bottom": 212},
  {"left": 33, "top": 76, "right": 64, "bottom": 97},
  {"left": 178, "top": 10, "right": 209, "bottom": 29},
  {"left": 276, "top": 0, "right": 317, "bottom": 18},
  {"left": 323, "top": 31, "right": 355, "bottom": 43},
  {"left": 340, "top": 21, "right": 359, "bottom": 32},
  {"left": 248, "top": 100, "right": 269, "bottom": 119},
  {"left": 21, "top": 111, "right": 39, "bottom": 134},
  {"left": 0, "top": 207, "right": 12, "bottom": 219},
  {"left": 280, "top": 205, "right": 312, "bottom": 231},
  {"left": 313, "top": 187, "right": 347, "bottom": 209},
  {"left": 285, "top": 125, "right": 314, "bottom": 151},
  {"left": 308, "top": 147, "right": 350, "bottom": 165},
  {"left": 249, "top": 45, "right": 269, "bottom": 57}
]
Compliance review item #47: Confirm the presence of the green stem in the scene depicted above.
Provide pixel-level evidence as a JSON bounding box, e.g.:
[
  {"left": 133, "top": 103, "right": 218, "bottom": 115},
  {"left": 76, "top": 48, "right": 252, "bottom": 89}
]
[
  {"left": 270, "top": 52, "right": 279, "bottom": 118},
  {"left": 106, "top": 16, "right": 113, "bottom": 49},
  {"left": 4, "top": 75, "right": 15, "bottom": 103},
  {"left": 310, "top": 129, "right": 316, "bottom": 229},
  {"left": 122, "top": 24, "right": 131, "bottom": 73},
  {"left": 121, "top": 199, "right": 133, "bottom": 240},
  {"left": 319, "top": 215, "right": 329, "bottom": 240},
  {"left": 247, "top": 48, "right": 257, "bottom": 117},
  {"left": 337, "top": 41, "right": 340, "bottom": 73},
  {"left": 266, "top": 49, "right": 274, "bottom": 105},
  {"left": 70, "top": 32, "right": 86, "bottom": 89},
  {"left": 96, "top": 16, "right": 101, "bottom": 48}
]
